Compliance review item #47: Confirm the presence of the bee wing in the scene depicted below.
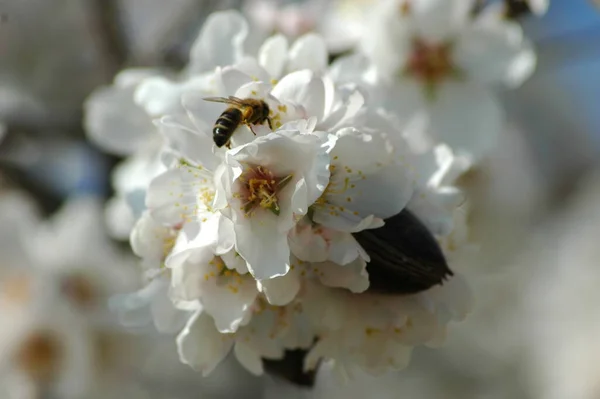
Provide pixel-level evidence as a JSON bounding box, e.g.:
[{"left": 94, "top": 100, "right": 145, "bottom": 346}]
[{"left": 203, "top": 96, "right": 245, "bottom": 106}]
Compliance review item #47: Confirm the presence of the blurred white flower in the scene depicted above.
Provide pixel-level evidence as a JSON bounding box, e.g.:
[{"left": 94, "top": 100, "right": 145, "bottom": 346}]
[
  {"left": 522, "top": 173, "right": 600, "bottom": 399},
  {"left": 350, "top": 0, "right": 536, "bottom": 160},
  {"left": 0, "top": 192, "right": 151, "bottom": 398},
  {"left": 84, "top": 68, "right": 167, "bottom": 240}
]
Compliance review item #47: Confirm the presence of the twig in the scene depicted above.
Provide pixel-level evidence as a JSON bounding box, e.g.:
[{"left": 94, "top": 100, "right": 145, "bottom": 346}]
[{"left": 86, "top": 0, "right": 129, "bottom": 76}]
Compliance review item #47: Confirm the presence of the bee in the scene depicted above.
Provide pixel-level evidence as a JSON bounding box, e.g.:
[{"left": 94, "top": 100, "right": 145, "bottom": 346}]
[{"left": 203, "top": 96, "right": 273, "bottom": 148}]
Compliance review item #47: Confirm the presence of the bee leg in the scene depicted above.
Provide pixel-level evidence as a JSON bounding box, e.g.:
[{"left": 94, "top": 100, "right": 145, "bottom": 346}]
[
  {"left": 247, "top": 124, "right": 257, "bottom": 136},
  {"left": 226, "top": 141, "right": 232, "bottom": 149},
  {"left": 267, "top": 117, "right": 273, "bottom": 130}
]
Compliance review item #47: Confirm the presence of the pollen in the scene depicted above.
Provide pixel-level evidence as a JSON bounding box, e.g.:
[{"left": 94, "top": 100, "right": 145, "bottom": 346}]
[
  {"left": 238, "top": 165, "right": 293, "bottom": 217},
  {"left": 198, "top": 187, "right": 215, "bottom": 211},
  {"left": 365, "top": 327, "right": 381, "bottom": 336},
  {"left": 277, "top": 104, "right": 288, "bottom": 113}
]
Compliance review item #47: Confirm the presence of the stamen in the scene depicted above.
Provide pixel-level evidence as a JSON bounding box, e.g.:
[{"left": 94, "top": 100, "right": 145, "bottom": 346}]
[{"left": 238, "top": 164, "right": 293, "bottom": 217}]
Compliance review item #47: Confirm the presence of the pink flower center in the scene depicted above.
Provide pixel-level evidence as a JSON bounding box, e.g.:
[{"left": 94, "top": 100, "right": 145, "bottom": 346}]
[
  {"left": 237, "top": 165, "right": 293, "bottom": 217},
  {"left": 403, "top": 38, "right": 462, "bottom": 98}
]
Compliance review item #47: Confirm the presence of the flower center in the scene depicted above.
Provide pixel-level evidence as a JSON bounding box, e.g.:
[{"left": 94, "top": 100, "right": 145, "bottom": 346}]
[
  {"left": 60, "top": 274, "right": 96, "bottom": 307},
  {"left": 403, "top": 38, "right": 462, "bottom": 99},
  {"left": 1, "top": 273, "right": 31, "bottom": 304},
  {"left": 238, "top": 165, "right": 293, "bottom": 217},
  {"left": 16, "top": 332, "right": 62, "bottom": 382}
]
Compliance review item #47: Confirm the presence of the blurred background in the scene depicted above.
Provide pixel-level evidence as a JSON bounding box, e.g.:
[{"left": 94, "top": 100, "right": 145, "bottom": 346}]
[{"left": 1, "top": 0, "right": 600, "bottom": 398}]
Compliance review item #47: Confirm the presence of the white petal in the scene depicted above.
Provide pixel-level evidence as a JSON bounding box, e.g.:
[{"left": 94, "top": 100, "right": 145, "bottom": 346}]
[
  {"left": 316, "top": 258, "right": 370, "bottom": 293},
  {"left": 327, "top": 231, "right": 369, "bottom": 265},
  {"left": 176, "top": 309, "right": 233, "bottom": 376},
  {"left": 166, "top": 220, "right": 218, "bottom": 271},
  {"left": 258, "top": 34, "right": 289, "bottom": 79},
  {"left": 113, "top": 68, "right": 162, "bottom": 87},
  {"left": 329, "top": 54, "right": 371, "bottom": 85},
  {"left": 381, "top": 79, "right": 424, "bottom": 123},
  {"left": 424, "top": 273, "right": 473, "bottom": 321},
  {"left": 151, "top": 280, "right": 191, "bottom": 334},
  {"left": 188, "top": 11, "right": 248, "bottom": 74},
  {"left": 235, "top": 215, "right": 291, "bottom": 279},
  {"left": 318, "top": 86, "right": 365, "bottom": 132},
  {"left": 407, "top": 187, "right": 462, "bottom": 236},
  {"left": 313, "top": 211, "right": 384, "bottom": 233},
  {"left": 180, "top": 92, "right": 223, "bottom": 141},
  {"left": 346, "top": 161, "right": 414, "bottom": 219},
  {"left": 288, "top": 222, "right": 328, "bottom": 263},
  {"left": 271, "top": 70, "right": 325, "bottom": 121},
  {"left": 454, "top": 21, "right": 535, "bottom": 86},
  {"left": 234, "top": 341, "right": 264, "bottom": 376},
  {"left": 129, "top": 211, "right": 171, "bottom": 261},
  {"left": 221, "top": 250, "right": 249, "bottom": 274},
  {"left": 146, "top": 168, "right": 203, "bottom": 225},
  {"left": 234, "top": 57, "right": 272, "bottom": 82},
  {"left": 220, "top": 66, "right": 255, "bottom": 95},
  {"left": 430, "top": 81, "right": 502, "bottom": 161},
  {"left": 104, "top": 196, "right": 135, "bottom": 240},
  {"left": 158, "top": 115, "right": 220, "bottom": 171},
  {"left": 108, "top": 281, "right": 160, "bottom": 330},
  {"left": 134, "top": 76, "right": 182, "bottom": 116},
  {"left": 287, "top": 33, "right": 328, "bottom": 74},
  {"left": 202, "top": 275, "right": 258, "bottom": 333},
  {"left": 258, "top": 267, "right": 300, "bottom": 306},
  {"left": 84, "top": 85, "right": 154, "bottom": 156},
  {"left": 412, "top": 0, "right": 474, "bottom": 42}
]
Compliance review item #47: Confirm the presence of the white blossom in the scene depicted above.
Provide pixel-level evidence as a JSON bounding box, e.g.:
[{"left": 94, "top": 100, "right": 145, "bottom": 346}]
[
  {"left": 352, "top": 0, "right": 536, "bottom": 160},
  {"left": 91, "top": 9, "right": 476, "bottom": 381}
]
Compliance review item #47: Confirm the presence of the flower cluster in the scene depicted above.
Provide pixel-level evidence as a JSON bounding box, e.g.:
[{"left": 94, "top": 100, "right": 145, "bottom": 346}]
[{"left": 85, "top": 0, "right": 539, "bottom": 382}]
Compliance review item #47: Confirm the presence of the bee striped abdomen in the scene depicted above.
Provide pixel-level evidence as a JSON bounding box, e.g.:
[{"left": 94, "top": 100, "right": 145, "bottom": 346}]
[{"left": 213, "top": 107, "right": 242, "bottom": 147}]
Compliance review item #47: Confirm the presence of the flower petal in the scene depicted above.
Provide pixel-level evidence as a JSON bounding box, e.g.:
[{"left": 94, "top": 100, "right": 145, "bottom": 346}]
[
  {"left": 176, "top": 308, "right": 233, "bottom": 376},
  {"left": 234, "top": 341, "right": 264, "bottom": 376},
  {"left": 454, "top": 21, "right": 536, "bottom": 86},
  {"left": 287, "top": 33, "right": 328, "bottom": 74},
  {"left": 412, "top": 0, "right": 474, "bottom": 42},
  {"left": 84, "top": 85, "right": 154, "bottom": 156},
  {"left": 158, "top": 115, "right": 220, "bottom": 171},
  {"left": 234, "top": 214, "right": 291, "bottom": 279},
  {"left": 202, "top": 275, "right": 258, "bottom": 333},
  {"left": 430, "top": 81, "right": 502, "bottom": 160},
  {"left": 258, "top": 34, "right": 289, "bottom": 79},
  {"left": 146, "top": 168, "right": 205, "bottom": 225},
  {"left": 316, "top": 258, "right": 370, "bottom": 293},
  {"left": 188, "top": 11, "right": 248, "bottom": 74},
  {"left": 257, "top": 268, "right": 300, "bottom": 306},
  {"left": 271, "top": 70, "right": 325, "bottom": 121}
]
